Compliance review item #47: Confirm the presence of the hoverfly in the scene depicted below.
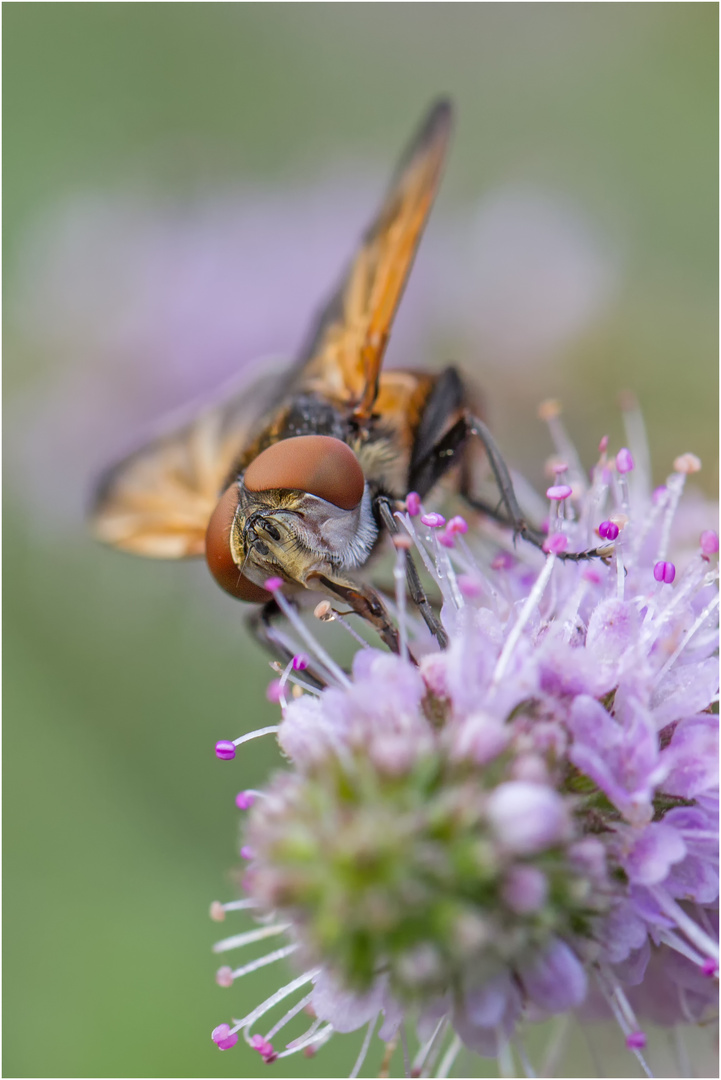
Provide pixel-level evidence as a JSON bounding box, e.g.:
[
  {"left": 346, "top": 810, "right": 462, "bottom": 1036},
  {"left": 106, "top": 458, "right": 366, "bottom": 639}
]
[{"left": 91, "top": 100, "right": 549, "bottom": 658}]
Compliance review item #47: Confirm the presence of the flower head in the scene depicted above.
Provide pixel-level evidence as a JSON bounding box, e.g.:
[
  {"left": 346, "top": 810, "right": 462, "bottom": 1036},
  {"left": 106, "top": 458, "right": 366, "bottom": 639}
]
[{"left": 210, "top": 403, "right": 718, "bottom": 1076}]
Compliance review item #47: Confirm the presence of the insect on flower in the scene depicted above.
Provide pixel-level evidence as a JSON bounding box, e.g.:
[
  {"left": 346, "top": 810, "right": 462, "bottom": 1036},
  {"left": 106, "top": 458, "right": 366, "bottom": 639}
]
[{"left": 90, "top": 100, "right": 606, "bottom": 659}]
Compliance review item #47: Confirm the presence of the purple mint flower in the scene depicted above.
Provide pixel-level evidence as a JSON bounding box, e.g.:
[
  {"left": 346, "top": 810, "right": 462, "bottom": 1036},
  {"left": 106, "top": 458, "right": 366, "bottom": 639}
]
[{"left": 211, "top": 403, "right": 718, "bottom": 1076}]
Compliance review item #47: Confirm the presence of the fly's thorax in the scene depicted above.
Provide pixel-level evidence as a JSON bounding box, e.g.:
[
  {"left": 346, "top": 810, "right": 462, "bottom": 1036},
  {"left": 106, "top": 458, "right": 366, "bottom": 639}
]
[{"left": 350, "top": 427, "right": 413, "bottom": 499}]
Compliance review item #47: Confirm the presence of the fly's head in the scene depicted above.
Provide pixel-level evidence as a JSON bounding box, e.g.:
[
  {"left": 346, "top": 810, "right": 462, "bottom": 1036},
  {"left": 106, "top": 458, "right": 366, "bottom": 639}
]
[{"left": 205, "top": 435, "right": 378, "bottom": 602}]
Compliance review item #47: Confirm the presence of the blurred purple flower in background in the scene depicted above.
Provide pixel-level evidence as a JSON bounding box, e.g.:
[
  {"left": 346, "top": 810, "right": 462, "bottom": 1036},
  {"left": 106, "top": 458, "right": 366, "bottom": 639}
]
[{"left": 210, "top": 409, "right": 718, "bottom": 1077}]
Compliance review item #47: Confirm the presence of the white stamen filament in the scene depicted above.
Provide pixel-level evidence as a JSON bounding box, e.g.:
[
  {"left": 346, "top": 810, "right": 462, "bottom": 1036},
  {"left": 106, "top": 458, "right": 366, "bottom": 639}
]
[
  {"left": 497, "top": 1037, "right": 515, "bottom": 1079},
  {"left": 582, "top": 475, "right": 609, "bottom": 549},
  {"left": 615, "top": 547, "right": 625, "bottom": 600},
  {"left": 601, "top": 985, "right": 653, "bottom": 1079},
  {"left": 649, "top": 888, "right": 720, "bottom": 961},
  {"left": 540, "top": 1015, "right": 571, "bottom": 1079},
  {"left": 655, "top": 592, "right": 720, "bottom": 681},
  {"left": 273, "top": 590, "right": 351, "bottom": 687},
  {"left": 543, "top": 413, "right": 587, "bottom": 495},
  {"left": 656, "top": 472, "right": 686, "bottom": 563},
  {"left": 558, "top": 579, "right": 590, "bottom": 642},
  {"left": 670, "top": 1028, "right": 691, "bottom": 1077},
  {"left": 228, "top": 943, "right": 297, "bottom": 980},
  {"left": 492, "top": 553, "right": 556, "bottom": 685},
  {"left": 232, "top": 725, "right": 280, "bottom": 748},
  {"left": 659, "top": 929, "right": 707, "bottom": 967},
  {"left": 617, "top": 473, "right": 631, "bottom": 517},
  {"left": 621, "top": 399, "right": 652, "bottom": 509},
  {"left": 284, "top": 1014, "right": 321, "bottom": 1050},
  {"left": 431, "top": 532, "right": 463, "bottom": 609},
  {"left": 399, "top": 509, "right": 455, "bottom": 613},
  {"left": 437, "top": 1034, "right": 462, "bottom": 1079},
  {"left": 277, "top": 1022, "right": 333, "bottom": 1058},
  {"left": 263, "top": 990, "right": 313, "bottom": 1042},
  {"left": 397, "top": 514, "right": 442, "bottom": 588},
  {"left": 610, "top": 980, "right": 643, "bottom": 1033},
  {"left": 411, "top": 1017, "right": 446, "bottom": 1076},
  {"left": 350, "top": 1013, "right": 378, "bottom": 1079},
  {"left": 515, "top": 1035, "right": 537, "bottom": 1078},
  {"left": 288, "top": 674, "right": 322, "bottom": 696},
  {"left": 328, "top": 609, "right": 373, "bottom": 649},
  {"left": 213, "top": 921, "right": 290, "bottom": 954},
  {"left": 220, "top": 898, "right": 259, "bottom": 913},
  {"left": 235, "top": 968, "right": 321, "bottom": 1038},
  {"left": 452, "top": 537, "right": 504, "bottom": 614}
]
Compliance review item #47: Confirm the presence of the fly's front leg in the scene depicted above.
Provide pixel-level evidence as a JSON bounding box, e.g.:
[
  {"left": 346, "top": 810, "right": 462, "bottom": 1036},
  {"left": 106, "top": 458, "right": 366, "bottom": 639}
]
[
  {"left": 312, "top": 573, "right": 400, "bottom": 654},
  {"left": 376, "top": 497, "right": 448, "bottom": 649}
]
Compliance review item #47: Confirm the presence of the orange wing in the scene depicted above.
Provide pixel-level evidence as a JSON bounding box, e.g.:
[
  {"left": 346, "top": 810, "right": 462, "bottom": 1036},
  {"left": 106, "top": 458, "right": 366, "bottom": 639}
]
[
  {"left": 90, "top": 368, "right": 281, "bottom": 557},
  {"left": 292, "top": 99, "right": 452, "bottom": 421},
  {"left": 91, "top": 102, "right": 452, "bottom": 560}
]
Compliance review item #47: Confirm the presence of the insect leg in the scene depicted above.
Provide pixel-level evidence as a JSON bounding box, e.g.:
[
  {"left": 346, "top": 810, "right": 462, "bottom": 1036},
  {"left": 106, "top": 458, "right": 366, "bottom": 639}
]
[
  {"left": 465, "top": 415, "right": 609, "bottom": 562},
  {"left": 463, "top": 415, "right": 547, "bottom": 549},
  {"left": 313, "top": 574, "right": 401, "bottom": 654},
  {"left": 376, "top": 497, "right": 448, "bottom": 649}
]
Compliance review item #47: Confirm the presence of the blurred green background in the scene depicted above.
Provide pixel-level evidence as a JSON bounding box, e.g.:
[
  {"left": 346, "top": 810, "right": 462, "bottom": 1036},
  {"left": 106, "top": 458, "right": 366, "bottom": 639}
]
[{"left": 4, "top": 5, "right": 717, "bottom": 1078}]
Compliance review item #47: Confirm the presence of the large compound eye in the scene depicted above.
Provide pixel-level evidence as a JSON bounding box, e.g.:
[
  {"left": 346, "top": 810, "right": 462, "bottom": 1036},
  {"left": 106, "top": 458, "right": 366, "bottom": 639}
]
[
  {"left": 244, "top": 435, "right": 364, "bottom": 511},
  {"left": 205, "top": 485, "right": 270, "bottom": 603}
]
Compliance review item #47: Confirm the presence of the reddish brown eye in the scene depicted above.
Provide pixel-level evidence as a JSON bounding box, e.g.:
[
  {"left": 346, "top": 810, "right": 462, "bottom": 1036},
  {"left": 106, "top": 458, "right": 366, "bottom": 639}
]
[
  {"left": 244, "top": 435, "right": 364, "bottom": 510},
  {"left": 205, "top": 485, "right": 270, "bottom": 603}
]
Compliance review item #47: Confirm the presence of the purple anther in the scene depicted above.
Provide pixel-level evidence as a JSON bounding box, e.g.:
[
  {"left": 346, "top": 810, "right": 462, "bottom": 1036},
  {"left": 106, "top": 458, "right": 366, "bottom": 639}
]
[
  {"left": 653, "top": 560, "right": 676, "bottom": 584},
  {"left": 616, "top": 447, "right": 634, "bottom": 473},
  {"left": 215, "top": 966, "right": 234, "bottom": 988},
  {"left": 598, "top": 520, "right": 619, "bottom": 541},
  {"left": 292, "top": 653, "right": 309, "bottom": 671},
  {"left": 700, "top": 530, "right": 719, "bottom": 555},
  {"left": 212, "top": 1024, "right": 238, "bottom": 1051},
  {"left": 543, "top": 534, "right": 568, "bottom": 554},
  {"left": 447, "top": 515, "right": 469, "bottom": 535},
  {"left": 250, "top": 1035, "right": 277, "bottom": 1062},
  {"left": 215, "top": 740, "right": 236, "bottom": 761},
  {"left": 438, "top": 530, "right": 455, "bottom": 548},
  {"left": 546, "top": 484, "right": 572, "bottom": 501},
  {"left": 421, "top": 512, "right": 446, "bottom": 528},
  {"left": 264, "top": 576, "right": 284, "bottom": 592},
  {"left": 626, "top": 1031, "right": 646, "bottom": 1050},
  {"left": 491, "top": 552, "right": 514, "bottom": 571},
  {"left": 701, "top": 957, "right": 718, "bottom": 977},
  {"left": 406, "top": 491, "right": 421, "bottom": 516},
  {"left": 240, "top": 845, "right": 255, "bottom": 860},
  {"left": 235, "top": 791, "right": 255, "bottom": 810},
  {"left": 266, "top": 679, "right": 283, "bottom": 704},
  {"left": 598, "top": 435, "right": 609, "bottom": 454},
  {"left": 582, "top": 568, "right": 602, "bottom": 585},
  {"left": 652, "top": 485, "right": 667, "bottom": 506}
]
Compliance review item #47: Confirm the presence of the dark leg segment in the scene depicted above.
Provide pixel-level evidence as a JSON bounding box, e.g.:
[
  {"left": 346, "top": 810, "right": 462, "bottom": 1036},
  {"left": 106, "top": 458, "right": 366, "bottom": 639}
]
[
  {"left": 465, "top": 415, "right": 609, "bottom": 563},
  {"left": 377, "top": 497, "right": 449, "bottom": 649}
]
